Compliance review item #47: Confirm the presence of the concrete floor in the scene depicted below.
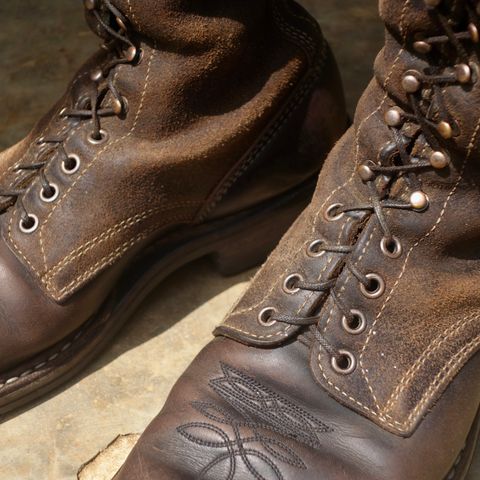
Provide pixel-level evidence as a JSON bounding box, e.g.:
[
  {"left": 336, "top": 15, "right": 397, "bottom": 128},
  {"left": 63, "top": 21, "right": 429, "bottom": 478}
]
[{"left": 0, "top": 1, "right": 477, "bottom": 479}]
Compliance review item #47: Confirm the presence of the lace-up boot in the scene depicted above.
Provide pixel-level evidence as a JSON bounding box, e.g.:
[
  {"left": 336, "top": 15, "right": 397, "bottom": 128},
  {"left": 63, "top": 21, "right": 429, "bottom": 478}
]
[
  {"left": 115, "top": 1, "right": 480, "bottom": 478},
  {"left": 0, "top": 0, "right": 347, "bottom": 415}
]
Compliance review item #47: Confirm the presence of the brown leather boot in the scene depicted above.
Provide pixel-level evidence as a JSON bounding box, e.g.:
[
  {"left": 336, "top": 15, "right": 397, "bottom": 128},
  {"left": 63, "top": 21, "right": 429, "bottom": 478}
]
[
  {"left": 114, "top": 1, "right": 480, "bottom": 479},
  {"left": 0, "top": 0, "right": 347, "bottom": 415}
]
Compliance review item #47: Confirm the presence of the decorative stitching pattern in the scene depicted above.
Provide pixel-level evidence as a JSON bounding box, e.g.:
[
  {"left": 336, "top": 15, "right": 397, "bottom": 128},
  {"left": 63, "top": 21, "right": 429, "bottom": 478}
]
[{"left": 177, "top": 363, "right": 332, "bottom": 479}]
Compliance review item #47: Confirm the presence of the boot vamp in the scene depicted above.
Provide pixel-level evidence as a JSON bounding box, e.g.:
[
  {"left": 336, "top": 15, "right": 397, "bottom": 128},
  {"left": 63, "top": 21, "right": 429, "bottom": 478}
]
[{"left": 115, "top": 336, "right": 479, "bottom": 480}]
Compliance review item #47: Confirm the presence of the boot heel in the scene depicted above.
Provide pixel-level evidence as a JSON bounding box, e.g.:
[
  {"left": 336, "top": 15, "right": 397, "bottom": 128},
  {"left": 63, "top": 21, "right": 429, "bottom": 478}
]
[{"left": 210, "top": 179, "right": 314, "bottom": 276}]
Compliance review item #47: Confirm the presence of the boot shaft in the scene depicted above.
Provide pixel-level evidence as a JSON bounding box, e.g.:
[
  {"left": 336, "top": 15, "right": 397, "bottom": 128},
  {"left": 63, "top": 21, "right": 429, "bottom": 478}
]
[
  {"left": 218, "top": 0, "right": 480, "bottom": 438},
  {"left": 0, "top": 0, "right": 346, "bottom": 310}
]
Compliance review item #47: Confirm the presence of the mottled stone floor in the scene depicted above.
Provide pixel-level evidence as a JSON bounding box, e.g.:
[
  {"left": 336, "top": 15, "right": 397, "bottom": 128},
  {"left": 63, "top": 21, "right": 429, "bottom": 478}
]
[{"left": 0, "top": 1, "right": 477, "bottom": 479}]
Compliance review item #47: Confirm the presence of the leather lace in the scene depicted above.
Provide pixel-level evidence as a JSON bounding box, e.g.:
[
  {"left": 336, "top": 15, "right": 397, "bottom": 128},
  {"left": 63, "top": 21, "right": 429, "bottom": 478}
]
[
  {"left": 270, "top": 0, "right": 480, "bottom": 368},
  {"left": 0, "top": 0, "right": 139, "bottom": 230}
]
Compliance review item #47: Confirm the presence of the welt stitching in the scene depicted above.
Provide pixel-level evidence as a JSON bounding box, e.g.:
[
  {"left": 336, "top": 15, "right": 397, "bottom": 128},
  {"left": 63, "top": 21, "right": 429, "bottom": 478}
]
[{"left": 0, "top": 328, "right": 85, "bottom": 390}]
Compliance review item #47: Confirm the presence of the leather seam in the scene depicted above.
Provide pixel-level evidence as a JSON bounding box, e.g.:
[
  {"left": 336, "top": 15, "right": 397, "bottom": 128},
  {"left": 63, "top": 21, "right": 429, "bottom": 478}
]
[
  {"left": 312, "top": 0, "right": 411, "bottom": 428},
  {"left": 4, "top": 70, "right": 91, "bottom": 276},
  {"left": 197, "top": 0, "right": 327, "bottom": 222},
  {"left": 46, "top": 210, "right": 193, "bottom": 298},
  {"left": 0, "top": 71, "right": 89, "bottom": 190},
  {"left": 381, "top": 309, "right": 480, "bottom": 415},
  {"left": 402, "top": 334, "right": 480, "bottom": 427},
  {"left": 224, "top": 54, "right": 402, "bottom": 338},
  {"left": 43, "top": 200, "right": 199, "bottom": 279},
  {"left": 357, "top": 111, "right": 479, "bottom": 430},
  {"left": 22, "top": 46, "right": 156, "bottom": 298}
]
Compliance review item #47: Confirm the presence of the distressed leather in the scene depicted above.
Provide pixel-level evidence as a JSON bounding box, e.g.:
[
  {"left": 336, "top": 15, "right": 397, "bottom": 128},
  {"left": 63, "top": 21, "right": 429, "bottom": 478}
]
[
  {"left": 0, "top": 1, "right": 347, "bottom": 379},
  {"left": 116, "top": 0, "right": 480, "bottom": 478},
  {"left": 219, "top": 0, "right": 480, "bottom": 437}
]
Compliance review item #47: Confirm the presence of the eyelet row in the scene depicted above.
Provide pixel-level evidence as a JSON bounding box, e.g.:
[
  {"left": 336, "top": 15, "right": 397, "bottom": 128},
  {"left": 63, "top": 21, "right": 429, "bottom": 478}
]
[
  {"left": 18, "top": 151, "right": 84, "bottom": 234},
  {"left": 256, "top": 202, "right": 397, "bottom": 376}
]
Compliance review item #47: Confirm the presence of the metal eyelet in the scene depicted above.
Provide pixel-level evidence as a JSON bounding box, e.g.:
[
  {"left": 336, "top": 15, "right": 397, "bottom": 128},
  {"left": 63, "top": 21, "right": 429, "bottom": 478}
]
[
  {"left": 19, "top": 214, "right": 39, "bottom": 234},
  {"left": 342, "top": 309, "right": 367, "bottom": 335},
  {"left": 257, "top": 307, "right": 277, "bottom": 327},
  {"left": 62, "top": 154, "right": 81, "bottom": 175},
  {"left": 359, "top": 273, "right": 385, "bottom": 299},
  {"left": 402, "top": 70, "right": 422, "bottom": 93},
  {"left": 126, "top": 46, "right": 139, "bottom": 63},
  {"left": 87, "top": 129, "right": 108, "bottom": 145},
  {"left": 84, "top": 0, "right": 97, "bottom": 10},
  {"left": 331, "top": 350, "right": 357, "bottom": 375},
  {"left": 134, "top": 48, "right": 144, "bottom": 66},
  {"left": 282, "top": 274, "right": 303, "bottom": 294},
  {"left": 112, "top": 96, "right": 129, "bottom": 117},
  {"left": 116, "top": 16, "right": 127, "bottom": 31},
  {"left": 40, "top": 183, "right": 59, "bottom": 203},
  {"left": 410, "top": 191, "right": 429, "bottom": 211},
  {"left": 306, "top": 239, "right": 326, "bottom": 258},
  {"left": 380, "top": 236, "right": 402, "bottom": 259},
  {"left": 324, "top": 203, "right": 344, "bottom": 222}
]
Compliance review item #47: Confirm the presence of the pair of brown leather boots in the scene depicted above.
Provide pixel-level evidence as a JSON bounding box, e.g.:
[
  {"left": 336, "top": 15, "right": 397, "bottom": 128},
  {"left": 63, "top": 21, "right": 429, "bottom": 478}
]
[{"left": 1, "top": 0, "right": 480, "bottom": 478}]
